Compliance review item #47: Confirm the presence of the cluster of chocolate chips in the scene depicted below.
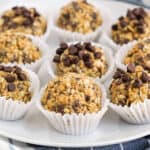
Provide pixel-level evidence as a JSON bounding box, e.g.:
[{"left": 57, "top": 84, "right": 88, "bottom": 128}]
[
  {"left": 0, "top": 65, "right": 27, "bottom": 92},
  {"left": 112, "top": 7, "right": 147, "bottom": 34},
  {"left": 113, "top": 64, "right": 150, "bottom": 88},
  {"left": 53, "top": 42, "right": 102, "bottom": 68},
  {"left": 2, "top": 6, "right": 40, "bottom": 29}
]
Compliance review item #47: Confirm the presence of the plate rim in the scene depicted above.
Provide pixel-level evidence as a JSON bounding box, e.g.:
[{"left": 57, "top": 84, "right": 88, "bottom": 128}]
[{"left": 0, "top": 0, "right": 149, "bottom": 148}]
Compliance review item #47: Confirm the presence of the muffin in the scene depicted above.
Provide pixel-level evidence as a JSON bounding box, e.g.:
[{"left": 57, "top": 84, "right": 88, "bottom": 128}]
[
  {"left": 124, "top": 38, "right": 150, "bottom": 74},
  {"left": 0, "top": 31, "right": 48, "bottom": 71},
  {"left": 0, "top": 6, "right": 47, "bottom": 36},
  {"left": 109, "top": 65, "right": 150, "bottom": 124},
  {"left": 52, "top": 42, "right": 111, "bottom": 79},
  {"left": 0, "top": 64, "right": 39, "bottom": 120},
  {"left": 57, "top": 0, "right": 102, "bottom": 34},
  {"left": 37, "top": 73, "right": 108, "bottom": 135},
  {"left": 111, "top": 7, "right": 150, "bottom": 45},
  {"left": 52, "top": 0, "right": 111, "bottom": 41}
]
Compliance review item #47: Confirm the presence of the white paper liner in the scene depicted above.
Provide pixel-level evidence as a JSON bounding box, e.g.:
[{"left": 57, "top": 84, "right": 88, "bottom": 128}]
[
  {"left": 99, "top": 32, "right": 121, "bottom": 53},
  {"left": 0, "top": 64, "right": 40, "bottom": 120},
  {"left": 38, "top": 42, "right": 115, "bottom": 86},
  {"left": 0, "top": 33, "right": 50, "bottom": 73},
  {"left": 110, "top": 99, "right": 150, "bottom": 124},
  {"left": 51, "top": 1, "right": 112, "bottom": 42},
  {"left": 36, "top": 80, "right": 109, "bottom": 135},
  {"left": 115, "top": 40, "right": 137, "bottom": 71},
  {"left": 0, "top": 0, "right": 51, "bottom": 41}
]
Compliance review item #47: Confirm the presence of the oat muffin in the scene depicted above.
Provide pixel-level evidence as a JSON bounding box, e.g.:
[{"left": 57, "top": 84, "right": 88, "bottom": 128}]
[
  {"left": 0, "top": 6, "right": 47, "bottom": 36},
  {"left": 0, "top": 65, "right": 32, "bottom": 103},
  {"left": 53, "top": 42, "right": 108, "bottom": 78},
  {"left": 124, "top": 38, "right": 150, "bottom": 74},
  {"left": 56, "top": 0, "right": 102, "bottom": 34},
  {"left": 0, "top": 32, "right": 41, "bottom": 64},
  {"left": 109, "top": 64, "right": 150, "bottom": 106},
  {"left": 111, "top": 7, "right": 150, "bottom": 45},
  {"left": 41, "top": 73, "right": 102, "bottom": 114}
]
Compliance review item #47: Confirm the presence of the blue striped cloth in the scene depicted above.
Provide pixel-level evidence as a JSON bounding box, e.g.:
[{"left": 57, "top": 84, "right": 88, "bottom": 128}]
[{"left": 3, "top": 0, "right": 150, "bottom": 150}]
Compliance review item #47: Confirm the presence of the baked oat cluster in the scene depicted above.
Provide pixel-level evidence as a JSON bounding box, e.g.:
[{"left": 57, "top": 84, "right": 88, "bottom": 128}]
[
  {"left": 124, "top": 38, "right": 150, "bottom": 74},
  {"left": 111, "top": 7, "right": 150, "bottom": 45},
  {"left": 56, "top": 0, "right": 102, "bottom": 34},
  {"left": 110, "top": 64, "right": 150, "bottom": 106},
  {"left": 53, "top": 42, "right": 108, "bottom": 78},
  {"left": 0, "top": 65, "right": 32, "bottom": 103},
  {"left": 41, "top": 73, "right": 102, "bottom": 114},
  {"left": 0, "top": 32, "right": 41, "bottom": 64},
  {"left": 0, "top": 6, "right": 47, "bottom": 36}
]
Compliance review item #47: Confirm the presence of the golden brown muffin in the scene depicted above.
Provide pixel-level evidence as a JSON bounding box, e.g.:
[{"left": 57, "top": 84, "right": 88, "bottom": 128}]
[
  {"left": 0, "top": 6, "right": 47, "bottom": 36},
  {"left": 53, "top": 42, "right": 108, "bottom": 78},
  {"left": 109, "top": 64, "right": 150, "bottom": 106},
  {"left": 0, "top": 32, "right": 41, "bottom": 64},
  {"left": 0, "top": 65, "right": 32, "bottom": 103},
  {"left": 41, "top": 73, "right": 102, "bottom": 114},
  {"left": 111, "top": 7, "right": 150, "bottom": 45},
  {"left": 57, "top": 0, "right": 102, "bottom": 34}
]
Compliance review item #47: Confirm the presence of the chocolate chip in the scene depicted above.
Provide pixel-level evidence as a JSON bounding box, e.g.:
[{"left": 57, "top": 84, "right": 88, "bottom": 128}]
[
  {"left": 120, "top": 20, "right": 127, "bottom": 28},
  {"left": 63, "top": 13, "right": 70, "bottom": 20},
  {"left": 56, "top": 48, "right": 64, "bottom": 55},
  {"left": 63, "top": 57, "right": 71, "bottom": 67},
  {"left": 71, "top": 57, "right": 79, "bottom": 64},
  {"left": 94, "top": 52, "right": 101, "bottom": 59},
  {"left": 3, "top": 67, "right": 13, "bottom": 72},
  {"left": 69, "top": 45, "right": 78, "bottom": 55},
  {"left": 91, "top": 12, "right": 97, "bottom": 20},
  {"left": 53, "top": 55, "right": 60, "bottom": 63},
  {"left": 72, "top": 100, "right": 80, "bottom": 111},
  {"left": 0, "top": 65, "right": 4, "bottom": 70},
  {"left": 78, "top": 50, "right": 85, "bottom": 59},
  {"left": 18, "top": 73, "right": 27, "bottom": 81},
  {"left": 127, "top": 63, "right": 135, "bottom": 73},
  {"left": 84, "top": 43, "right": 95, "bottom": 52},
  {"left": 119, "top": 16, "right": 124, "bottom": 21},
  {"left": 82, "top": 53, "right": 91, "bottom": 62},
  {"left": 121, "top": 74, "right": 131, "bottom": 82},
  {"left": 136, "top": 26, "right": 145, "bottom": 33},
  {"left": 57, "top": 104, "right": 65, "bottom": 114},
  {"left": 113, "top": 69, "right": 125, "bottom": 79},
  {"left": 60, "top": 43, "right": 68, "bottom": 50},
  {"left": 84, "top": 60, "right": 93, "bottom": 68},
  {"left": 141, "top": 72, "right": 150, "bottom": 83},
  {"left": 8, "top": 22, "right": 18, "bottom": 29},
  {"left": 133, "top": 79, "right": 142, "bottom": 88},
  {"left": 75, "top": 43, "right": 83, "bottom": 50},
  {"left": 14, "top": 66, "right": 22, "bottom": 74},
  {"left": 23, "top": 18, "right": 33, "bottom": 26},
  {"left": 112, "top": 24, "right": 118, "bottom": 30},
  {"left": 85, "top": 95, "right": 90, "bottom": 102},
  {"left": 5, "top": 75, "right": 15, "bottom": 82},
  {"left": 22, "top": 11, "right": 31, "bottom": 18},
  {"left": 7, "top": 83, "right": 16, "bottom": 92},
  {"left": 127, "top": 9, "right": 136, "bottom": 20}
]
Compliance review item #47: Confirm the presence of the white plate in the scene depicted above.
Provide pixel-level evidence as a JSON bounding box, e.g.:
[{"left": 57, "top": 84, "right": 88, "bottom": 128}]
[{"left": 0, "top": 0, "right": 149, "bottom": 148}]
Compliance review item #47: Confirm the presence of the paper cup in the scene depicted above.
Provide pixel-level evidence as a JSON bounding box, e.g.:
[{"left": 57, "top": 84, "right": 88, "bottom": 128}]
[
  {"left": 37, "top": 80, "right": 108, "bottom": 135},
  {"left": 0, "top": 0, "right": 51, "bottom": 41},
  {"left": 115, "top": 40, "right": 137, "bottom": 71},
  {"left": 51, "top": 1, "right": 112, "bottom": 42},
  {"left": 0, "top": 33, "right": 50, "bottom": 73},
  {"left": 0, "top": 64, "right": 40, "bottom": 120},
  {"left": 38, "top": 42, "right": 115, "bottom": 86}
]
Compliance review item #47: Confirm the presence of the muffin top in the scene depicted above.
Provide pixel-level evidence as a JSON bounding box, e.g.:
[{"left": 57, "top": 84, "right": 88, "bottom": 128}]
[
  {"left": 41, "top": 73, "right": 102, "bottom": 114},
  {"left": 53, "top": 42, "right": 108, "bottom": 78},
  {"left": 0, "top": 65, "right": 32, "bottom": 103},
  {"left": 0, "top": 32, "right": 41, "bottom": 64},
  {"left": 0, "top": 6, "right": 47, "bottom": 36},
  {"left": 110, "top": 64, "right": 150, "bottom": 106},
  {"left": 56, "top": 0, "right": 102, "bottom": 34},
  {"left": 111, "top": 7, "right": 150, "bottom": 45},
  {"left": 124, "top": 38, "right": 150, "bottom": 74}
]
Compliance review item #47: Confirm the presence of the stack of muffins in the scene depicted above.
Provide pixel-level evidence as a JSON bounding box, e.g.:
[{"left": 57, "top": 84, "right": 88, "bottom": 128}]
[{"left": 0, "top": 0, "right": 149, "bottom": 136}]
